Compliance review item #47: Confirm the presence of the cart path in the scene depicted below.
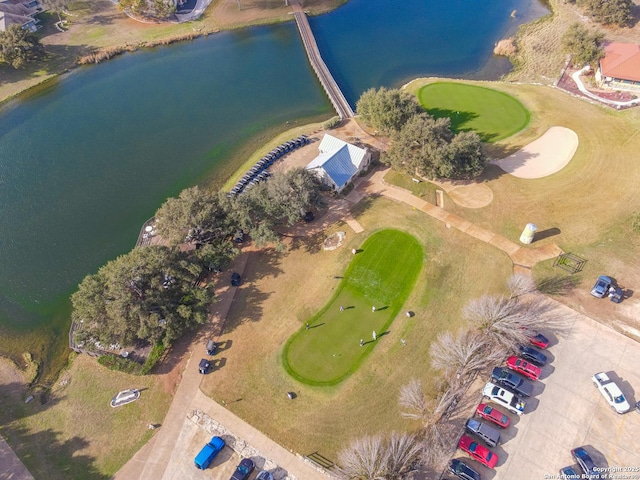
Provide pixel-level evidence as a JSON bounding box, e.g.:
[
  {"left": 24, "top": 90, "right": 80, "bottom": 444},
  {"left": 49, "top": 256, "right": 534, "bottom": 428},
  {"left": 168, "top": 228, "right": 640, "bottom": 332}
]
[
  {"left": 0, "top": 434, "right": 34, "bottom": 480},
  {"left": 348, "top": 167, "right": 562, "bottom": 271}
]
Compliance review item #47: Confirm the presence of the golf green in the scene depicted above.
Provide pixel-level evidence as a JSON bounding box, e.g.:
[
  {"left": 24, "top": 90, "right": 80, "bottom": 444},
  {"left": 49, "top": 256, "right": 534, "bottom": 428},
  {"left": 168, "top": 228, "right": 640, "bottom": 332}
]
[
  {"left": 417, "top": 82, "right": 530, "bottom": 142},
  {"left": 282, "top": 229, "right": 423, "bottom": 386}
]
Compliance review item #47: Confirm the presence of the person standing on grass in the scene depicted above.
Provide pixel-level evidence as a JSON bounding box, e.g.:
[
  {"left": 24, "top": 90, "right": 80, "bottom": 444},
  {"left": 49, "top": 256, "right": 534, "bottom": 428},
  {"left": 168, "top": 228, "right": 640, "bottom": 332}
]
[
  {"left": 340, "top": 305, "right": 344, "bottom": 312},
  {"left": 372, "top": 330, "right": 377, "bottom": 341},
  {"left": 360, "top": 339, "right": 364, "bottom": 347},
  {"left": 372, "top": 306, "right": 376, "bottom": 313}
]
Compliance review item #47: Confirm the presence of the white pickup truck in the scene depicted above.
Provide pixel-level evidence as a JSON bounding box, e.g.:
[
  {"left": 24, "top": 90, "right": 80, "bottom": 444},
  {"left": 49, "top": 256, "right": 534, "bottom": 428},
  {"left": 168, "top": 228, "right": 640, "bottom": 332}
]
[{"left": 592, "top": 372, "right": 630, "bottom": 414}]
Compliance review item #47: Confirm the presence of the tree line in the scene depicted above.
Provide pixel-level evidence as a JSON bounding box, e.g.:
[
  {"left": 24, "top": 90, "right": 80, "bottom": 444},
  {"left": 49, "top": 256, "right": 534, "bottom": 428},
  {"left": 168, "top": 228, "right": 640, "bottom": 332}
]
[{"left": 71, "top": 168, "right": 323, "bottom": 353}]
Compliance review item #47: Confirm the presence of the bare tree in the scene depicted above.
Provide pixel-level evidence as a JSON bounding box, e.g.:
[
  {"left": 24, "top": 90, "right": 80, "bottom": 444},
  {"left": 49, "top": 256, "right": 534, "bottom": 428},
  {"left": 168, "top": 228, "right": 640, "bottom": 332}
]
[
  {"left": 399, "top": 379, "right": 429, "bottom": 420},
  {"left": 508, "top": 273, "right": 536, "bottom": 299},
  {"left": 429, "top": 328, "right": 498, "bottom": 381},
  {"left": 384, "top": 432, "right": 422, "bottom": 479},
  {"left": 338, "top": 435, "right": 387, "bottom": 480},
  {"left": 338, "top": 433, "right": 422, "bottom": 480}
]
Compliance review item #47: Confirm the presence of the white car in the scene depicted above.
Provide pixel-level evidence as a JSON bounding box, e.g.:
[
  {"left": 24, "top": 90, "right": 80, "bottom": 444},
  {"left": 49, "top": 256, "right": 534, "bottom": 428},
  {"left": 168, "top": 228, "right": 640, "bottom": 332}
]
[
  {"left": 482, "top": 382, "right": 526, "bottom": 415},
  {"left": 592, "top": 372, "right": 630, "bottom": 414}
]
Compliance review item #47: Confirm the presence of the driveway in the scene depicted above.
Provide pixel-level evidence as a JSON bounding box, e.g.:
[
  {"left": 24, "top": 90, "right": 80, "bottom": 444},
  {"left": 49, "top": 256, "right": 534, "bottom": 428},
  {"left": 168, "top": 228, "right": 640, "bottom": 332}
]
[{"left": 451, "top": 299, "right": 640, "bottom": 480}]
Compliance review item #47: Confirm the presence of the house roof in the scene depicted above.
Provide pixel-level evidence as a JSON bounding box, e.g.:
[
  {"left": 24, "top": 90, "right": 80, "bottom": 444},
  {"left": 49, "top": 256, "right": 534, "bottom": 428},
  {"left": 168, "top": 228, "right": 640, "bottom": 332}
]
[
  {"left": 306, "top": 134, "right": 368, "bottom": 190},
  {"left": 0, "top": 11, "right": 33, "bottom": 31},
  {"left": 0, "top": 2, "right": 37, "bottom": 16},
  {"left": 600, "top": 42, "right": 640, "bottom": 83}
]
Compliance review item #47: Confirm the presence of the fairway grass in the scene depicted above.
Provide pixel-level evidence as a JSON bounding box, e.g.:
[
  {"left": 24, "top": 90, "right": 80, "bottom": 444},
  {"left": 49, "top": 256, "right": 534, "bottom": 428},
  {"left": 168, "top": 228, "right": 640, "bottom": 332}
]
[
  {"left": 417, "top": 82, "right": 530, "bottom": 142},
  {"left": 283, "top": 230, "right": 423, "bottom": 385}
]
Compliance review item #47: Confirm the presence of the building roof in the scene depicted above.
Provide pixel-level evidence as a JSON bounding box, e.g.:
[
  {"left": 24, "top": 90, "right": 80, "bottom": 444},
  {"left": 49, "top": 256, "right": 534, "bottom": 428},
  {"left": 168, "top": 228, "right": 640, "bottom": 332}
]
[
  {"left": 306, "top": 134, "right": 368, "bottom": 190},
  {"left": 0, "top": 11, "right": 33, "bottom": 31},
  {"left": 600, "top": 42, "right": 640, "bottom": 83},
  {"left": 0, "top": 2, "right": 38, "bottom": 16}
]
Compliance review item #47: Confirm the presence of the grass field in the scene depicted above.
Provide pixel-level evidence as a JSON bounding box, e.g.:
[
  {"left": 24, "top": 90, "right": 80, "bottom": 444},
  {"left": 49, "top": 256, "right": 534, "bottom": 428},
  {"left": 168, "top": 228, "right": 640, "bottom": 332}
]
[
  {"left": 417, "top": 82, "right": 530, "bottom": 142},
  {"left": 201, "top": 197, "right": 512, "bottom": 458},
  {"left": 0, "top": 354, "right": 171, "bottom": 479},
  {"left": 283, "top": 229, "right": 423, "bottom": 385}
]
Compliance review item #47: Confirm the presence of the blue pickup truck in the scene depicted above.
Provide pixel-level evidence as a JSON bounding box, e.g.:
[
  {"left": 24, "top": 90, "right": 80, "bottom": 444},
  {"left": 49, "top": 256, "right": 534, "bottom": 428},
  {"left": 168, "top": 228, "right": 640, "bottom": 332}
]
[{"left": 194, "top": 436, "right": 225, "bottom": 470}]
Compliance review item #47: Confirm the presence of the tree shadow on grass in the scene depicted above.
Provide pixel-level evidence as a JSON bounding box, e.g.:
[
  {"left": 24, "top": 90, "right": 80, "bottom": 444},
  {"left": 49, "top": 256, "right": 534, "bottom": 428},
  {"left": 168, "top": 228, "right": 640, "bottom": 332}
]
[
  {"left": 536, "top": 275, "right": 581, "bottom": 296},
  {"left": 0, "top": 422, "right": 109, "bottom": 480}
]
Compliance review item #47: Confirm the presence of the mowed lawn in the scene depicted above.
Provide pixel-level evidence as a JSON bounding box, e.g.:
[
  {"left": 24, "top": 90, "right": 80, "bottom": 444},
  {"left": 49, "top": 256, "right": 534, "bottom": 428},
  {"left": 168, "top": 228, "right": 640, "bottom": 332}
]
[
  {"left": 417, "top": 82, "right": 530, "bottom": 142},
  {"left": 283, "top": 230, "right": 423, "bottom": 385}
]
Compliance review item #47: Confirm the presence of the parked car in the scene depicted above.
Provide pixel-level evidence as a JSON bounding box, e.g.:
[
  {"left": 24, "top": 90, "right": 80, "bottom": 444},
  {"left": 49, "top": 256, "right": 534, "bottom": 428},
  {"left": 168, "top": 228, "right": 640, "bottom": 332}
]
[
  {"left": 231, "top": 272, "right": 241, "bottom": 286},
  {"left": 230, "top": 458, "right": 255, "bottom": 480},
  {"left": 465, "top": 418, "right": 501, "bottom": 447},
  {"left": 303, "top": 211, "right": 314, "bottom": 223},
  {"left": 194, "top": 435, "right": 225, "bottom": 470},
  {"left": 490, "top": 367, "right": 533, "bottom": 397},
  {"left": 448, "top": 458, "right": 481, "bottom": 480},
  {"left": 198, "top": 358, "right": 211, "bottom": 374},
  {"left": 506, "top": 356, "right": 541, "bottom": 381},
  {"left": 519, "top": 345, "right": 548, "bottom": 366},
  {"left": 571, "top": 447, "right": 601, "bottom": 479},
  {"left": 458, "top": 435, "right": 498, "bottom": 469},
  {"left": 591, "top": 275, "right": 612, "bottom": 298},
  {"left": 529, "top": 332, "right": 550, "bottom": 349},
  {"left": 206, "top": 339, "right": 217, "bottom": 356},
  {"left": 256, "top": 471, "right": 274, "bottom": 480},
  {"left": 234, "top": 229, "right": 245, "bottom": 243},
  {"left": 475, "top": 403, "right": 510, "bottom": 428},
  {"left": 592, "top": 372, "right": 630, "bottom": 414},
  {"left": 559, "top": 465, "right": 581, "bottom": 478},
  {"left": 482, "top": 382, "right": 526, "bottom": 415}
]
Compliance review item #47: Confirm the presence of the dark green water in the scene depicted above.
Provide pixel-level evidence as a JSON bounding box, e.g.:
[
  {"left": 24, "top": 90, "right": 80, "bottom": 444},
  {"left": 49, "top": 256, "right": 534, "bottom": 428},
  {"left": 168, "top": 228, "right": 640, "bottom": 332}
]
[{"left": 0, "top": 0, "right": 547, "bottom": 379}]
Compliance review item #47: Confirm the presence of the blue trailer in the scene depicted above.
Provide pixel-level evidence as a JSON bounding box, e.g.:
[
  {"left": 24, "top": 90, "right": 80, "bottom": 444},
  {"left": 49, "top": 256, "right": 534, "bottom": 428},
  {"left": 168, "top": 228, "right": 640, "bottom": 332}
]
[{"left": 194, "top": 436, "right": 225, "bottom": 470}]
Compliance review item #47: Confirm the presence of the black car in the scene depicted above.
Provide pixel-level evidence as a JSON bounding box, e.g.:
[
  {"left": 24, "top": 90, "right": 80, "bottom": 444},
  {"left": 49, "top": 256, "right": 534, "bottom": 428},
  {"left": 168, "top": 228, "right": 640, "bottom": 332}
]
[
  {"left": 490, "top": 367, "right": 534, "bottom": 397},
  {"left": 519, "top": 345, "right": 548, "bottom": 366},
  {"left": 448, "top": 458, "right": 481, "bottom": 480},
  {"left": 231, "top": 272, "right": 241, "bottom": 286},
  {"left": 230, "top": 458, "right": 255, "bottom": 480},
  {"left": 198, "top": 358, "right": 210, "bottom": 374},
  {"left": 571, "top": 447, "right": 600, "bottom": 479}
]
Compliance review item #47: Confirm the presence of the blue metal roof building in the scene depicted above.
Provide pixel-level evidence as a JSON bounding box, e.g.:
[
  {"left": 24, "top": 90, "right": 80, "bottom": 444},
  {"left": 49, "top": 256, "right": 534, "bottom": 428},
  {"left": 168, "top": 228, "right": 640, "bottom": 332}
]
[{"left": 305, "top": 135, "right": 370, "bottom": 193}]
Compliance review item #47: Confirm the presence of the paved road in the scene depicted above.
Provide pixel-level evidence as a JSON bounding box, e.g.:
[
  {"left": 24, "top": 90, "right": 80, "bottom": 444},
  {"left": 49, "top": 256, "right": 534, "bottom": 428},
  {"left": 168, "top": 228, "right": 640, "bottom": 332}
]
[{"left": 0, "top": 434, "right": 34, "bottom": 480}]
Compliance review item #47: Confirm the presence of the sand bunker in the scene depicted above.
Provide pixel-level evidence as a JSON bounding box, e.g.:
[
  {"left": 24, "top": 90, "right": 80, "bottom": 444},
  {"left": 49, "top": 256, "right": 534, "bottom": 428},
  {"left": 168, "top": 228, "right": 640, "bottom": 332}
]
[{"left": 494, "top": 127, "right": 578, "bottom": 179}]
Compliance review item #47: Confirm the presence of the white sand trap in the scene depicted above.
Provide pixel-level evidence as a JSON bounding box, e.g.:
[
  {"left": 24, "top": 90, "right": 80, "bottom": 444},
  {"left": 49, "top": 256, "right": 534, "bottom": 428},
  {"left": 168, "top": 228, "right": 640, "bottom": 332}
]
[{"left": 494, "top": 126, "right": 578, "bottom": 179}]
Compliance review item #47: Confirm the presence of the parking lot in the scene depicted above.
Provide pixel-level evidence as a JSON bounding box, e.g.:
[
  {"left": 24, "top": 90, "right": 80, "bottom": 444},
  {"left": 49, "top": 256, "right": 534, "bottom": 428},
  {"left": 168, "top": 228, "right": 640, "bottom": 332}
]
[{"left": 452, "top": 299, "right": 640, "bottom": 480}]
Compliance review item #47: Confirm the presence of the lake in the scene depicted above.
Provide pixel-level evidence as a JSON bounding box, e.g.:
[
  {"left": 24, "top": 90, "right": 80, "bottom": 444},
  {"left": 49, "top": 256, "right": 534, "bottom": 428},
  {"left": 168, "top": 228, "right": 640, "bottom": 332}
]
[{"left": 0, "top": 0, "right": 547, "bottom": 378}]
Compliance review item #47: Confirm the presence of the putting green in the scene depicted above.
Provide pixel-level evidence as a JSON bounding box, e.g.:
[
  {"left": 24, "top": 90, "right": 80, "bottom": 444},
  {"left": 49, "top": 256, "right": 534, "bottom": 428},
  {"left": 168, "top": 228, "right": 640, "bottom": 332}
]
[
  {"left": 282, "top": 229, "right": 423, "bottom": 386},
  {"left": 417, "top": 82, "right": 530, "bottom": 142}
]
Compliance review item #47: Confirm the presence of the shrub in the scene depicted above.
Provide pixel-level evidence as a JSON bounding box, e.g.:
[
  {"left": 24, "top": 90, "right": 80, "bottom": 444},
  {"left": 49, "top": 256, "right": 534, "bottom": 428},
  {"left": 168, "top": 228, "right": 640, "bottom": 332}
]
[
  {"left": 323, "top": 116, "right": 341, "bottom": 130},
  {"left": 98, "top": 354, "right": 142, "bottom": 374},
  {"left": 562, "top": 23, "right": 604, "bottom": 68},
  {"left": 494, "top": 38, "right": 517, "bottom": 57},
  {"left": 140, "top": 343, "right": 166, "bottom": 375}
]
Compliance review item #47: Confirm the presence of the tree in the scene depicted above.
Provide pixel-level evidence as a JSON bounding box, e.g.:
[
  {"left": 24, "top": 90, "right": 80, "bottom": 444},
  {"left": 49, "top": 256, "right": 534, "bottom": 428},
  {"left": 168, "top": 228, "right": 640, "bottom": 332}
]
[
  {"left": 0, "top": 24, "right": 44, "bottom": 69},
  {"left": 118, "top": 0, "right": 147, "bottom": 16},
  {"left": 562, "top": 23, "right": 604, "bottom": 68},
  {"left": 429, "top": 328, "right": 498, "bottom": 381},
  {"left": 383, "top": 114, "right": 486, "bottom": 180},
  {"left": 356, "top": 87, "right": 423, "bottom": 134},
  {"left": 41, "top": 0, "right": 67, "bottom": 22},
  {"left": 71, "top": 246, "right": 214, "bottom": 349},
  {"left": 155, "top": 186, "right": 238, "bottom": 247},
  {"left": 398, "top": 379, "right": 429, "bottom": 420},
  {"left": 337, "top": 433, "right": 421, "bottom": 480},
  {"left": 230, "top": 168, "right": 323, "bottom": 248},
  {"left": 153, "top": 0, "right": 176, "bottom": 19},
  {"left": 578, "top": 0, "right": 634, "bottom": 27}
]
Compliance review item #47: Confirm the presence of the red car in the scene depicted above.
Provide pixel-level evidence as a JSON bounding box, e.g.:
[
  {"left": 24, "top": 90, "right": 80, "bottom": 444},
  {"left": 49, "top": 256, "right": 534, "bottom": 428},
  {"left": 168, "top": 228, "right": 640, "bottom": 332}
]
[
  {"left": 529, "top": 332, "right": 550, "bottom": 349},
  {"left": 506, "top": 355, "right": 541, "bottom": 381},
  {"left": 458, "top": 435, "right": 499, "bottom": 469},
  {"left": 476, "top": 403, "right": 510, "bottom": 428}
]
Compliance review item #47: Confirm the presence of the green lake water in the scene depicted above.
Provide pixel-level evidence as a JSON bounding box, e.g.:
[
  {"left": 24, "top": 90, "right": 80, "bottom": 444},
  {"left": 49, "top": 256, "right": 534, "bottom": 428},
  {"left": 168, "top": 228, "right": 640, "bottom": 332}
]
[{"left": 0, "top": 0, "right": 547, "bottom": 380}]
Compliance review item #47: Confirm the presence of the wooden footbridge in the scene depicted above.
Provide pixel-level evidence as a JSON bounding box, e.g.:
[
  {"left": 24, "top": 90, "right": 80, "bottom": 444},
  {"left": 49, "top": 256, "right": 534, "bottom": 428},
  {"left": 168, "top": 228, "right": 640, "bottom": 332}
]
[{"left": 291, "top": 0, "right": 354, "bottom": 119}]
